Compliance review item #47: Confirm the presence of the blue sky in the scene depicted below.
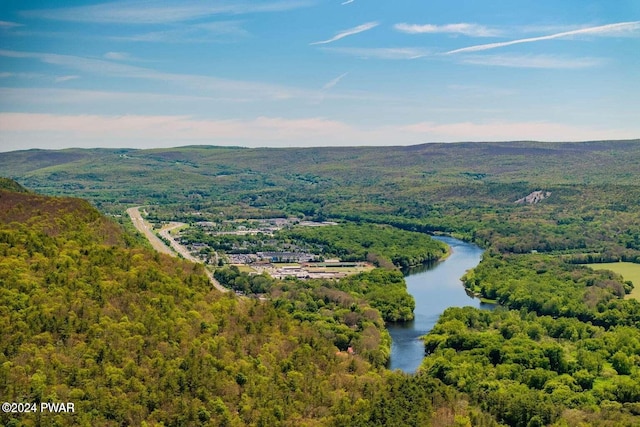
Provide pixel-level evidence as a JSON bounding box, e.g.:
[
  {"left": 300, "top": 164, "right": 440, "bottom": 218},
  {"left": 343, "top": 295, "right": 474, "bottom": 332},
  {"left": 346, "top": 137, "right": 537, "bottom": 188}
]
[{"left": 0, "top": 0, "right": 639, "bottom": 151}]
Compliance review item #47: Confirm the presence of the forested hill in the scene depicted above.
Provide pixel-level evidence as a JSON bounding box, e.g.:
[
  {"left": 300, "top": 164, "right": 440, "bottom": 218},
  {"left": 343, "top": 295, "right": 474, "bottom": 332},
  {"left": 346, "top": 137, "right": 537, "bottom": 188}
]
[
  {"left": 0, "top": 177, "right": 29, "bottom": 193},
  {"left": 0, "top": 186, "right": 125, "bottom": 247},
  {"left": 2, "top": 140, "right": 638, "bottom": 264},
  {"left": 0, "top": 184, "right": 498, "bottom": 426},
  {"left": 2, "top": 141, "right": 639, "bottom": 186},
  {"left": 0, "top": 140, "right": 638, "bottom": 216}
]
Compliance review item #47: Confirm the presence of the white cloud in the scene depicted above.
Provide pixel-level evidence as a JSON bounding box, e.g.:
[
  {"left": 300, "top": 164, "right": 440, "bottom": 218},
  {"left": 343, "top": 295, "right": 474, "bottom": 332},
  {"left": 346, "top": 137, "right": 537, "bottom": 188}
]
[
  {"left": 341, "top": 0, "right": 355, "bottom": 5},
  {"left": 321, "top": 47, "right": 429, "bottom": 60},
  {"left": 21, "top": 1, "right": 313, "bottom": 24},
  {"left": 395, "top": 23, "right": 501, "bottom": 37},
  {"left": 460, "top": 54, "right": 604, "bottom": 69},
  {"left": 447, "top": 21, "right": 640, "bottom": 54},
  {"left": 310, "top": 22, "right": 379, "bottom": 45}
]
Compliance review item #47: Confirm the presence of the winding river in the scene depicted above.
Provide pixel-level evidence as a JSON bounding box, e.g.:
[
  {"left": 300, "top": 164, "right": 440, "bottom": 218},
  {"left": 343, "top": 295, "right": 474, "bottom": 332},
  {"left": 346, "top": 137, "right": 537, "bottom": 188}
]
[{"left": 387, "top": 236, "right": 493, "bottom": 373}]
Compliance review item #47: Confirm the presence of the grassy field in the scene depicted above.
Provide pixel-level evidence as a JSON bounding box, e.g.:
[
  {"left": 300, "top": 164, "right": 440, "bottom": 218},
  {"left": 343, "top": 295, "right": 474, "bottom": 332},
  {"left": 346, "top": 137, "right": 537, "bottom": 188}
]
[
  {"left": 236, "top": 265, "right": 257, "bottom": 274},
  {"left": 587, "top": 262, "right": 640, "bottom": 300}
]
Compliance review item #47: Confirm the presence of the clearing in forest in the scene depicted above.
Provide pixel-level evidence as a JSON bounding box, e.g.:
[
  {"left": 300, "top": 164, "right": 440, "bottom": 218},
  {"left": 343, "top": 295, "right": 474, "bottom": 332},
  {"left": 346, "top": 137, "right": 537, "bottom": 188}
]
[{"left": 587, "top": 262, "right": 640, "bottom": 300}]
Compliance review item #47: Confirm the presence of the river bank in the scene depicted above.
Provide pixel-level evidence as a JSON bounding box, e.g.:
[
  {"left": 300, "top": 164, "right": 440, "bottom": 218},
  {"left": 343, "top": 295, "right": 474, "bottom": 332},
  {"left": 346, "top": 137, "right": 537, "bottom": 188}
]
[{"left": 387, "top": 236, "right": 489, "bottom": 373}]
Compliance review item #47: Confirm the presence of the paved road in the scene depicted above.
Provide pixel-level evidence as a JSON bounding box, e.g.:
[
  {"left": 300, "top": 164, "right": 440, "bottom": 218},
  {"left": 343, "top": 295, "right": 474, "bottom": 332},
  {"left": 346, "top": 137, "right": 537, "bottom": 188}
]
[
  {"left": 126, "top": 207, "right": 174, "bottom": 255},
  {"left": 126, "top": 207, "right": 228, "bottom": 293},
  {"left": 158, "top": 222, "right": 197, "bottom": 262}
]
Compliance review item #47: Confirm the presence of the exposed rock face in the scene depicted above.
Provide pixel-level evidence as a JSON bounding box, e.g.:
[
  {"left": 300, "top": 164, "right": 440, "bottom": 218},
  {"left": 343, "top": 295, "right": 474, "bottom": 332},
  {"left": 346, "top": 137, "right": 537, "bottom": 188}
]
[{"left": 516, "top": 190, "right": 551, "bottom": 204}]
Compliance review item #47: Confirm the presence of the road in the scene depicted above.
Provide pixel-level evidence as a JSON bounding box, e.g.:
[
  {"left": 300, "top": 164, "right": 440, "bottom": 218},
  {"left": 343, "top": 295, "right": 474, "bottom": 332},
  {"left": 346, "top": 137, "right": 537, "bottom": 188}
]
[
  {"left": 158, "top": 222, "right": 198, "bottom": 262},
  {"left": 126, "top": 207, "right": 228, "bottom": 293},
  {"left": 126, "top": 207, "right": 174, "bottom": 255}
]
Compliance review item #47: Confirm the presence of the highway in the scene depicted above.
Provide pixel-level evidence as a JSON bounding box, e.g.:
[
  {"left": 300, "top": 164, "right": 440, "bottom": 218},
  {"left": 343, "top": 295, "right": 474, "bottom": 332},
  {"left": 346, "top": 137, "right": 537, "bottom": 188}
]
[
  {"left": 126, "top": 207, "right": 174, "bottom": 255},
  {"left": 126, "top": 207, "right": 228, "bottom": 293}
]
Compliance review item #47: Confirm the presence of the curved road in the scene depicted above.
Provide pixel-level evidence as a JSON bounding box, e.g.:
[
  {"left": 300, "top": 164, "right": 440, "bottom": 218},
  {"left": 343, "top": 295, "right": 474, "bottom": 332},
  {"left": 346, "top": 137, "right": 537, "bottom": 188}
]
[{"left": 126, "top": 207, "right": 228, "bottom": 293}]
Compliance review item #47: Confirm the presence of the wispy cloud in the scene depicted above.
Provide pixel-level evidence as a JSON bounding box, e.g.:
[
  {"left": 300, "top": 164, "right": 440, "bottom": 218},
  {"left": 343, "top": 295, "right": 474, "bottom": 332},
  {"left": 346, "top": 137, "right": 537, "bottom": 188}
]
[
  {"left": 0, "top": 20, "right": 22, "bottom": 30},
  {"left": 322, "top": 46, "right": 430, "bottom": 60},
  {"left": 310, "top": 22, "right": 378, "bottom": 45},
  {"left": 0, "top": 71, "right": 84, "bottom": 82},
  {"left": 447, "top": 21, "right": 640, "bottom": 54},
  {"left": 0, "top": 72, "right": 46, "bottom": 79},
  {"left": 103, "top": 52, "right": 131, "bottom": 61},
  {"left": 21, "top": 1, "right": 313, "bottom": 24},
  {"left": 341, "top": 0, "right": 355, "bottom": 5},
  {"left": 460, "top": 54, "right": 604, "bottom": 69},
  {"left": 322, "top": 72, "right": 348, "bottom": 90},
  {"left": 395, "top": 23, "right": 501, "bottom": 37},
  {"left": 0, "top": 49, "right": 328, "bottom": 102},
  {"left": 194, "top": 21, "right": 249, "bottom": 36},
  {"left": 55, "top": 75, "right": 80, "bottom": 83},
  {"left": 112, "top": 21, "right": 250, "bottom": 43},
  {"left": 0, "top": 87, "right": 255, "bottom": 110}
]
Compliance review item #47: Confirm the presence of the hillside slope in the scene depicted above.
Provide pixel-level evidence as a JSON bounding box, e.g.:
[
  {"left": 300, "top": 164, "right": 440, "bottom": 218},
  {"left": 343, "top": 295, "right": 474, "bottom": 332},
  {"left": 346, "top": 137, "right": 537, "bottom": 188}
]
[
  {"left": 1, "top": 141, "right": 638, "bottom": 215},
  {"left": 1, "top": 185, "right": 493, "bottom": 426}
]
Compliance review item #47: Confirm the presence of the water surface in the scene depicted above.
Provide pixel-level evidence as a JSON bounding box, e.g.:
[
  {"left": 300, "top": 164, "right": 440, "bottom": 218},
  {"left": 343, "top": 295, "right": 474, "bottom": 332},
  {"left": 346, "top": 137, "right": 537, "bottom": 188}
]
[{"left": 387, "top": 236, "right": 491, "bottom": 373}]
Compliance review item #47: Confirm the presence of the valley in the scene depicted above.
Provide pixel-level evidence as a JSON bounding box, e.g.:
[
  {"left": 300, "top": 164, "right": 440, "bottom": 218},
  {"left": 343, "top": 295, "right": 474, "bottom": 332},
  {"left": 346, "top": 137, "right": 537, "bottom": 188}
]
[{"left": 2, "top": 140, "right": 640, "bottom": 426}]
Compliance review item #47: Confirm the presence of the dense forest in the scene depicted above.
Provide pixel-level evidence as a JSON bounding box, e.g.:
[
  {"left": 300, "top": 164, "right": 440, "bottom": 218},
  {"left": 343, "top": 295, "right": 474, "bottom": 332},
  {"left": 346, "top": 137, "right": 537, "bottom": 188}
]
[
  {"left": 423, "top": 307, "right": 640, "bottom": 426},
  {"left": 1, "top": 140, "right": 640, "bottom": 426},
  {"left": 0, "top": 183, "right": 496, "bottom": 426},
  {"left": 280, "top": 223, "right": 447, "bottom": 269}
]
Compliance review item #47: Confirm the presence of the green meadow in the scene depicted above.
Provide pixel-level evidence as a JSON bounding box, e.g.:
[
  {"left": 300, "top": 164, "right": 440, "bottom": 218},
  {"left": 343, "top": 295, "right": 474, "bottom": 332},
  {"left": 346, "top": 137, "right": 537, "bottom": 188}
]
[{"left": 587, "top": 262, "right": 640, "bottom": 300}]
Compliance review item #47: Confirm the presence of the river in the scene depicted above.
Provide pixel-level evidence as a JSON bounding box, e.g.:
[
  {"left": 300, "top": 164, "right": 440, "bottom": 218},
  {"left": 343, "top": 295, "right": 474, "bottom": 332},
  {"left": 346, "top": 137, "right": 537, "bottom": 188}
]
[{"left": 387, "top": 235, "right": 493, "bottom": 373}]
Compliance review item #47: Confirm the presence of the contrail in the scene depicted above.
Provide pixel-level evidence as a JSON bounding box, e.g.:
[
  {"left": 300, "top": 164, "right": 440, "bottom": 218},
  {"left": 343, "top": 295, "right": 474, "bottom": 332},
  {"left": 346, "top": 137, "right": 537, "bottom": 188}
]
[
  {"left": 322, "top": 72, "right": 348, "bottom": 90},
  {"left": 310, "top": 21, "right": 378, "bottom": 45},
  {"left": 446, "top": 21, "right": 640, "bottom": 54}
]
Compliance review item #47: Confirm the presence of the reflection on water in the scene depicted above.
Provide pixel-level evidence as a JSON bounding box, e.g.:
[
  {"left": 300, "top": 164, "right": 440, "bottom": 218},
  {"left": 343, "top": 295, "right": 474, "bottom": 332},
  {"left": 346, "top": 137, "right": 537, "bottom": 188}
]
[
  {"left": 387, "top": 236, "right": 493, "bottom": 373},
  {"left": 400, "top": 259, "right": 439, "bottom": 276}
]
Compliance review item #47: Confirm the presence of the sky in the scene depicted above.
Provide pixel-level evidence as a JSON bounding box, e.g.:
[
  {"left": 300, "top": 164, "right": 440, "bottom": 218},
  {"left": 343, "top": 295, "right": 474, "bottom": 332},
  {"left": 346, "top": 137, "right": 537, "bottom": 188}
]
[{"left": 0, "top": 0, "right": 639, "bottom": 151}]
